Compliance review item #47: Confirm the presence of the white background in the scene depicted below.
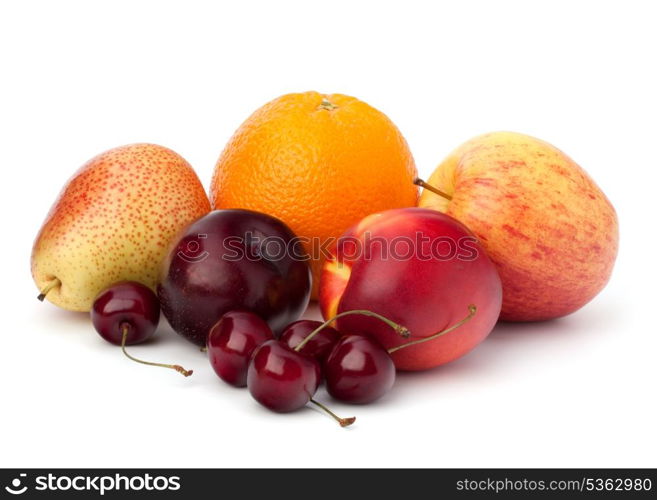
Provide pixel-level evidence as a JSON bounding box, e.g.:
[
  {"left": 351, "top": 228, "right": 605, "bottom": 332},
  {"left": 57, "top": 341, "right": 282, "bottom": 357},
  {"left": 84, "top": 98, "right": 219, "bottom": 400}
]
[{"left": 1, "top": 1, "right": 655, "bottom": 468}]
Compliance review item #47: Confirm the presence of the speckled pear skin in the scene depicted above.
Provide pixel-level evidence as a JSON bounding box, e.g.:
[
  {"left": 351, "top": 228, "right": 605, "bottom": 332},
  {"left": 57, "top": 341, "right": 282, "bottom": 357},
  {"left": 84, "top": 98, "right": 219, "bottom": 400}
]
[{"left": 31, "top": 143, "right": 211, "bottom": 312}]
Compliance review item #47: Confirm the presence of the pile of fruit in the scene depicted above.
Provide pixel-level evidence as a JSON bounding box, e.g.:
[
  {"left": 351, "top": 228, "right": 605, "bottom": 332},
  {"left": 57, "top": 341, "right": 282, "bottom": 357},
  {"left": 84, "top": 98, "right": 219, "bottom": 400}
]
[{"left": 32, "top": 91, "right": 619, "bottom": 426}]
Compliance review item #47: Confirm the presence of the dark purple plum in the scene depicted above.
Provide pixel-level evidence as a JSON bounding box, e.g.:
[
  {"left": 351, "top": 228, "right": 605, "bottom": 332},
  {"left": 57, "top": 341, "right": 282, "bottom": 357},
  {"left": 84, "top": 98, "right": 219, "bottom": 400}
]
[{"left": 158, "top": 209, "right": 311, "bottom": 346}]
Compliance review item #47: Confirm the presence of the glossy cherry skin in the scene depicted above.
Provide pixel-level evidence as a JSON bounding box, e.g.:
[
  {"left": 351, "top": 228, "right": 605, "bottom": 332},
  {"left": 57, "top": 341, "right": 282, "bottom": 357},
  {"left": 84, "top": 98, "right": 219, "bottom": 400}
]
[
  {"left": 279, "top": 320, "right": 341, "bottom": 362},
  {"left": 207, "top": 311, "right": 274, "bottom": 387},
  {"left": 324, "top": 335, "right": 396, "bottom": 404},
  {"left": 247, "top": 340, "right": 321, "bottom": 413},
  {"left": 158, "top": 209, "right": 312, "bottom": 346},
  {"left": 91, "top": 282, "right": 160, "bottom": 345}
]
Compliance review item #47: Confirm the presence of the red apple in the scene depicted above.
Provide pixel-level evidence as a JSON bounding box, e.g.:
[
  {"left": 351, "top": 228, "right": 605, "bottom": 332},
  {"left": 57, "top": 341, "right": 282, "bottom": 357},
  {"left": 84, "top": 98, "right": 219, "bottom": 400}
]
[
  {"left": 418, "top": 132, "right": 618, "bottom": 321},
  {"left": 319, "top": 207, "right": 502, "bottom": 371}
]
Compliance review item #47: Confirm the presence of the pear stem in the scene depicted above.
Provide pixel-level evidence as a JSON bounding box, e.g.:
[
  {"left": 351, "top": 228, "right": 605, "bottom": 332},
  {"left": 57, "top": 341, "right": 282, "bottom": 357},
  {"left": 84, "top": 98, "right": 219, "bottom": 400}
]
[
  {"left": 120, "top": 324, "right": 193, "bottom": 377},
  {"left": 37, "top": 278, "right": 61, "bottom": 301},
  {"left": 310, "top": 399, "right": 356, "bottom": 427},
  {"left": 414, "top": 178, "right": 453, "bottom": 201},
  {"left": 294, "top": 310, "right": 410, "bottom": 353},
  {"left": 388, "top": 305, "right": 477, "bottom": 354}
]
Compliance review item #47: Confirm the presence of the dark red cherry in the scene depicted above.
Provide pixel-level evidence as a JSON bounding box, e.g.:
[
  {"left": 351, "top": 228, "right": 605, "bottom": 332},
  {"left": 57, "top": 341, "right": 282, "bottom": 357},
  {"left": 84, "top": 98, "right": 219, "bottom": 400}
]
[
  {"left": 324, "top": 335, "right": 396, "bottom": 404},
  {"left": 247, "top": 340, "right": 321, "bottom": 413},
  {"left": 91, "top": 281, "right": 159, "bottom": 345},
  {"left": 207, "top": 311, "right": 274, "bottom": 387},
  {"left": 279, "top": 320, "right": 341, "bottom": 362},
  {"left": 91, "top": 281, "right": 192, "bottom": 377}
]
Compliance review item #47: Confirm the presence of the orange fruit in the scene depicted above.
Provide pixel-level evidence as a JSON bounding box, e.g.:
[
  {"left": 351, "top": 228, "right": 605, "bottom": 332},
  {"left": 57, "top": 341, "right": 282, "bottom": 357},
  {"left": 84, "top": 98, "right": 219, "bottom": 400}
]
[{"left": 210, "top": 91, "right": 418, "bottom": 298}]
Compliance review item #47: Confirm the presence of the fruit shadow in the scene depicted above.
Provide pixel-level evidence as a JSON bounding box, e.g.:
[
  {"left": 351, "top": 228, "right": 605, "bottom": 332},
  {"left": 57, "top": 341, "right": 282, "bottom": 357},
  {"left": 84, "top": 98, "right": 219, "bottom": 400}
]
[
  {"left": 140, "top": 318, "right": 210, "bottom": 355},
  {"left": 33, "top": 303, "right": 207, "bottom": 367},
  {"left": 238, "top": 388, "right": 359, "bottom": 431},
  {"left": 33, "top": 303, "right": 90, "bottom": 331},
  {"left": 376, "top": 302, "right": 623, "bottom": 407}
]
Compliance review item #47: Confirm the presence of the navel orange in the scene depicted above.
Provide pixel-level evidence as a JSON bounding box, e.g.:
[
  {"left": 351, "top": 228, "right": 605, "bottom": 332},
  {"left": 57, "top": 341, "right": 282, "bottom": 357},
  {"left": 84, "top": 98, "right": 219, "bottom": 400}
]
[{"left": 210, "top": 91, "right": 418, "bottom": 298}]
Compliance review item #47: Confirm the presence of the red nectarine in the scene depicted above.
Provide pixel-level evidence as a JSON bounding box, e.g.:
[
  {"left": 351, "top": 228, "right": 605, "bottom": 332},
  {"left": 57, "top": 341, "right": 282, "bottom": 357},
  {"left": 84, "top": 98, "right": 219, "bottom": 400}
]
[{"left": 319, "top": 208, "right": 502, "bottom": 371}]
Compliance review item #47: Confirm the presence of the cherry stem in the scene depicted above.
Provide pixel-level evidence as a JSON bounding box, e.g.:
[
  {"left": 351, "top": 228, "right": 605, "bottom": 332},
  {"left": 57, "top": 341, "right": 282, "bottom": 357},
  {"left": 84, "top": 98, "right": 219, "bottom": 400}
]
[
  {"left": 120, "top": 324, "right": 193, "bottom": 377},
  {"left": 388, "top": 304, "right": 477, "bottom": 354},
  {"left": 414, "top": 177, "right": 453, "bottom": 201},
  {"left": 310, "top": 399, "right": 356, "bottom": 428},
  {"left": 294, "top": 310, "right": 410, "bottom": 353},
  {"left": 37, "top": 278, "right": 61, "bottom": 301}
]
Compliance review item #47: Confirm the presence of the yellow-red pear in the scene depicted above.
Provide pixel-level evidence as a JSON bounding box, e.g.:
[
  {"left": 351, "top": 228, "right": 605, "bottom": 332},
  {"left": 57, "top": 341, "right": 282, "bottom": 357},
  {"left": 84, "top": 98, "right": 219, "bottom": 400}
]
[{"left": 32, "top": 143, "right": 210, "bottom": 311}]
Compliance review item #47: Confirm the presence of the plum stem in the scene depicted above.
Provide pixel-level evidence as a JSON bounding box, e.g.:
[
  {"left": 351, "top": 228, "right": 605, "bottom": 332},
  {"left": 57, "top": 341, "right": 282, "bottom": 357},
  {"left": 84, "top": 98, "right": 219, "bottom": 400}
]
[
  {"left": 310, "top": 399, "right": 355, "bottom": 427},
  {"left": 414, "top": 178, "right": 453, "bottom": 201},
  {"left": 120, "top": 324, "right": 193, "bottom": 377},
  {"left": 294, "top": 310, "right": 410, "bottom": 353},
  {"left": 37, "top": 278, "right": 61, "bottom": 301},
  {"left": 387, "top": 304, "right": 477, "bottom": 354}
]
